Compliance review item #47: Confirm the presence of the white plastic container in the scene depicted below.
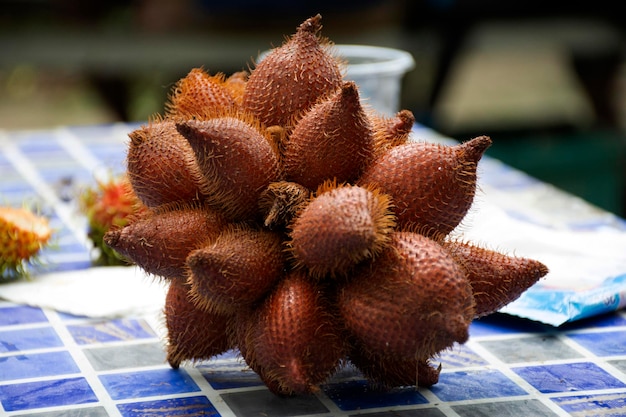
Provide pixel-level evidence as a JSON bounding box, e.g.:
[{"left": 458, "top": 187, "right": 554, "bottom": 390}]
[
  {"left": 335, "top": 44, "right": 415, "bottom": 115},
  {"left": 258, "top": 44, "right": 415, "bottom": 116}
]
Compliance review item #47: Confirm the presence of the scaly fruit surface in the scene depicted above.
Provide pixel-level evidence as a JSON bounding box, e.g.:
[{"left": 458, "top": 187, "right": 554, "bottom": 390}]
[
  {"left": 104, "top": 14, "right": 548, "bottom": 395},
  {"left": 242, "top": 14, "right": 343, "bottom": 129},
  {"left": 0, "top": 206, "right": 52, "bottom": 280}
]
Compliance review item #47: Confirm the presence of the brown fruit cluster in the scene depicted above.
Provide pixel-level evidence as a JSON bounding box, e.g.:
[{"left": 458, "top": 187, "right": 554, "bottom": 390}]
[{"left": 104, "top": 15, "right": 548, "bottom": 396}]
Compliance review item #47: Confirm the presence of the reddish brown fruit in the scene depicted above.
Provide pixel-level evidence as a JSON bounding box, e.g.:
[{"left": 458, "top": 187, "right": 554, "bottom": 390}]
[
  {"left": 443, "top": 241, "right": 549, "bottom": 318},
  {"left": 166, "top": 68, "right": 236, "bottom": 119},
  {"left": 242, "top": 14, "right": 343, "bottom": 128},
  {"left": 358, "top": 136, "right": 492, "bottom": 237},
  {"left": 284, "top": 82, "right": 374, "bottom": 189},
  {"left": 349, "top": 342, "right": 441, "bottom": 388},
  {"left": 165, "top": 279, "right": 233, "bottom": 368},
  {"left": 338, "top": 232, "right": 475, "bottom": 360},
  {"left": 187, "top": 225, "right": 285, "bottom": 313},
  {"left": 371, "top": 109, "right": 415, "bottom": 156},
  {"left": 289, "top": 183, "right": 395, "bottom": 277},
  {"left": 103, "top": 204, "right": 226, "bottom": 280},
  {"left": 176, "top": 117, "right": 280, "bottom": 221},
  {"left": 246, "top": 271, "right": 345, "bottom": 395},
  {"left": 127, "top": 121, "right": 207, "bottom": 208}
]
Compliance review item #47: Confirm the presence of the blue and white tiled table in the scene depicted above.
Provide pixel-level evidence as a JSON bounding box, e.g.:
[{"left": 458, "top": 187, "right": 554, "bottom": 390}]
[{"left": 1, "top": 123, "right": 626, "bottom": 416}]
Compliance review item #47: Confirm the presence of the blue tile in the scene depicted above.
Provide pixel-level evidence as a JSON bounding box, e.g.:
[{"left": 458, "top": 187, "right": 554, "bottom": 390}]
[
  {"left": 99, "top": 368, "right": 200, "bottom": 400},
  {"left": 0, "top": 327, "right": 62, "bottom": 352},
  {"left": 0, "top": 377, "right": 97, "bottom": 411},
  {"left": 567, "top": 331, "right": 626, "bottom": 356},
  {"left": 67, "top": 318, "right": 156, "bottom": 344},
  {"left": 552, "top": 392, "right": 626, "bottom": 415},
  {"left": 0, "top": 306, "right": 48, "bottom": 326},
  {"left": 201, "top": 367, "right": 264, "bottom": 390},
  {"left": 0, "top": 351, "right": 79, "bottom": 381},
  {"left": 117, "top": 395, "right": 220, "bottom": 417},
  {"left": 430, "top": 369, "right": 527, "bottom": 401},
  {"left": 439, "top": 343, "right": 488, "bottom": 368},
  {"left": 323, "top": 379, "right": 429, "bottom": 411},
  {"left": 513, "top": 362, "right": 626, "bottom": 393}
]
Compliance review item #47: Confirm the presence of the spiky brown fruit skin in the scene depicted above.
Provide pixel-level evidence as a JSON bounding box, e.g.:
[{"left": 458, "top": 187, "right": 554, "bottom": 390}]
[
  {"left": 443, "top": 241, "right": 549, "bottom": 318},
  {"left": 166, "top": 68, "right": 236, "bottom": 119},
  {"left": 339, "top": 232, "right": 475, "bottom": 360},
  {"left": 165, "top": 279, "right": 233, "bottom": 368},
  {"left": 358, "top": 136, "right": 492, "bottom": 237},
  {"left": 108, "top": 14, "right": 549, "bottom": 396},
  {"left": 289, "top": 183, "right": 395, "bottom": 278},
  {"left": 348, "top": 342, "right": 441, "bottom": 389},
  {"left": 0, "top": 207, "right": 52, "bottom": 280},
  {"left": 127, "top": 121, "right": 207, "bottom": 208},
  {"left": 187, "top": 225, "right": 285, "bottom": 313},
  {"left": 103, "top": 204, "right": 226, "bottom": 280},
  {"left": 371, "top": 109, "right": 415, "bottom": 156},
  {"left": 242, "top": 271, "right": 345, "bottom": 395},
  {"left": 284, "top": 82, "right": 374, "bottom": 189},
  {"left": 176, "top": 118, "right": 280, "bottom": 221},
  {"left": 242, "top": 14, "right": 343, "bottom": 128}
]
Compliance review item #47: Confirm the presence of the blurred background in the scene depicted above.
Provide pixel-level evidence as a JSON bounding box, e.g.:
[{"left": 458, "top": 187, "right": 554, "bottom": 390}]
[{"left": 1, "top": 0, "right": 625, "bottom": 216}]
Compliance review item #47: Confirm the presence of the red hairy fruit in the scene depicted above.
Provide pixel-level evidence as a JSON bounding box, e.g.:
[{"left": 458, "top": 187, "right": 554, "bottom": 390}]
[
  {"left": 289, "top": 183, "right": 395, "bottom": 277},
  {"left": 243, "top": 271, "right": 345, "bottom": 395},
  {"left": 165, "top": 279, "right": 233, "bottom": 368},
  {"left": 103, "top": 204, "right": 226, "bottom": 280},
  {"left": 358, "top": 136, "right": 492, "bottom": 237},
  {"left": 339, "top": 232, "right": 475, "bottom": 360},
  {"left": 187, "top": 225, "right": 285, "bottom": 313},
  {"left": 127, "top": 121, "right": 207, "bottom": 208},
  {"left": 443, "top": 241, "right": 549, "bottom": 318},
  {"left": 284, "top": 82, "right": 375, "bottom": 189},
  {"left": 176, "top": 117, "right": 280, "bottom": 221},
  {"left": 242, "top": 14, "right": 343, "bottom": 128}
]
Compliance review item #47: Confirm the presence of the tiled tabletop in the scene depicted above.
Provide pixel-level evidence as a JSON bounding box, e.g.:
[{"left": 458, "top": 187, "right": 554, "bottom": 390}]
[{"left": 1, "top": 123, "right": 626, "bottom": 416}]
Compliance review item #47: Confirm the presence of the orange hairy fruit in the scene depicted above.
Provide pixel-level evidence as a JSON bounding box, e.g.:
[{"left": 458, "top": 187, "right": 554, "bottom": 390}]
[
  {"left": 284, "top": 82, "right": 374, "bottom": 189},
  {"left": 176, "top": 118, "right": 280, "bottom": 221},
  {"left": 188, "top": 225, "right": 285, "bottom": 313},
  {"left": 165, "top": 279, "right": 233, "bottom": 368},
  {"left": 0, "top": 207, "right": 52, "bottom": 279},
  {"left": 242, "top": 14, "right": 342, "bottom": 128},
  {"left": 127, "top": 121, "right": 207, "bottom": 208},
  {"left": 245, "top": 271, "right": 345, "bottom": 395},
  {"left": 443, "top": 241, "right": 549, "bottom": 318},
  {"left": 339, "top": 232, "right": 475, "bottom": 360},
  {"left": 289, "top": 183, "right": 395, "bottom": 277},
  {"left": 103, "top": 204, "right": 225, "bottom": 280},
  {"left": 166, "top": 68, "right": 236, "bottom": 119},
  {"left": 358, "top": 136, "right": 492, "bottom": 237}
]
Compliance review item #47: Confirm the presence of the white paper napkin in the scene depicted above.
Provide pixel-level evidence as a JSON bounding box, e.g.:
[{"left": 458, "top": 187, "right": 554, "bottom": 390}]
[{"left": 0, "top": 266, "right": 168, "bottom": 318}]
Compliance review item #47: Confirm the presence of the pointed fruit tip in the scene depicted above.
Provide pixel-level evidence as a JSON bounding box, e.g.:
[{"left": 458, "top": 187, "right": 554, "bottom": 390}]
[
  {"left": 459, "top": 135, "right": 492, "bottom": 162},
  {"left": 299, "top": 14, "right": 322, "bottom": 34},
  {"left": 103, "top": 229, "right": 120, "bottom": 249}
]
